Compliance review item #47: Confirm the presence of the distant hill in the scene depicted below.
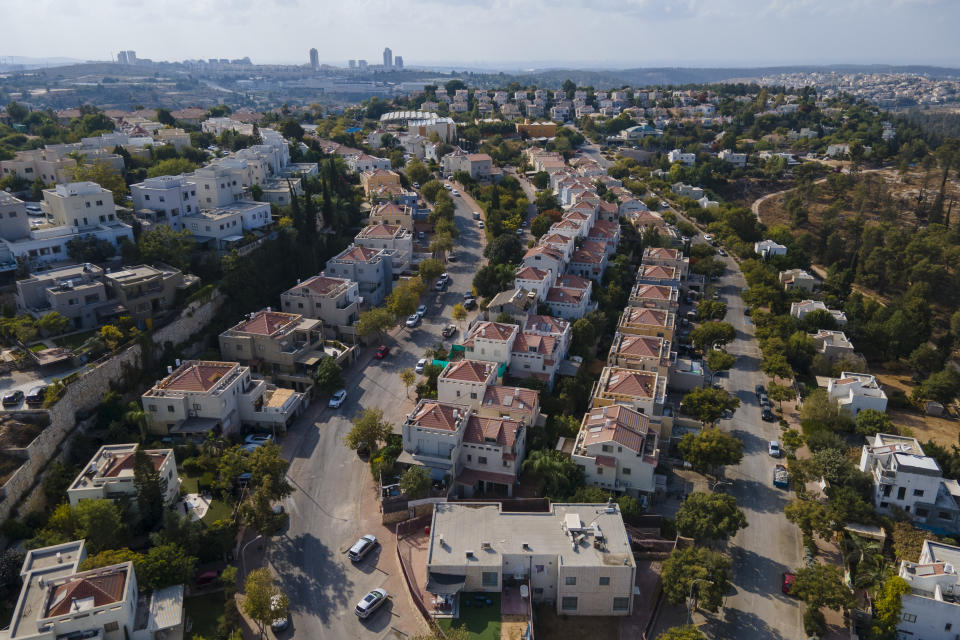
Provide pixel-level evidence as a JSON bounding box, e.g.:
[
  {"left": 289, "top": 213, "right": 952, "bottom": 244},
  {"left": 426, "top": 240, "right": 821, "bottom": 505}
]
[{"left": 0, "top": 56, "right": 87, "bottom": 71}]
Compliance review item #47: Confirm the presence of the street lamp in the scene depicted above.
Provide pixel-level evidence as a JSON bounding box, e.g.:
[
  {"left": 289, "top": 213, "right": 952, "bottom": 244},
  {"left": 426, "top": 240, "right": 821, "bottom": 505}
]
[{"left": 687, "top": 578, "right": 714, "bottom": 625}]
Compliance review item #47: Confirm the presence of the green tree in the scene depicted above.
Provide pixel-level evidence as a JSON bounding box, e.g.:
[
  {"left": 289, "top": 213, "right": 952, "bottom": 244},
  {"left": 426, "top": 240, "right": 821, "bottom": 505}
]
[
  {"left": 677, "top": 427, "right": 744, "bottom": 475},
  {"left": 241, "top": 568, "right": 288, "bottom": 639},
  {"left": 689, "top": 322, "right": 736, "bottom": 350},
  {"left": 99, "top": 324, "right": 124, "bottom": 350},
  {"left": 767, "top": 383, "right": 794, "bottom": 411},
  {"left": 913, "top": 367, "right": 960, "bottom": 404},
  {"left": 356, "top": 307, "right": 394, "bottom": 341},
  {"left": 871, "top": 576, "right": 911, "bottom": 640},
  {"left": 79, "top": 548, "right": 144, "bottom": 572},
  {"left": 156, "top": 108, "right": 175, "bottom": 126},
  {"left": 521, "top": 449, "right": 583, "bottom": 499},
  {"left": 344, "top": 407, "right": 392, "bottom": 453},
  {"left": 405, "top": 159, "right": 431, "bottom": 185},
  {"left": 907, "top": 344, "right": 944, "bottom": 380},
  {"left": 247, "top": 444, "right": 291, "bottom": 499},
  {"left": 418, "top": 257, "right": 445, "bottom": 280},
  {"left": 139, "top": 543, "right": 196, "bottom": 590},
  {"left": 137, "top": 226, "right": 195, "bottom": 270},
  {"left": 675, "top": 492, "right": 748, "bottom": 543},
  {"left": 761, "top": 352, "right": 794, "bottom": 380},
  {"left": 789, "top": 563, "right": 854, "bottom": 611},
  {"left": 681, "top": 387, "right": 740, "bottom": 425},
  {"left": 570, "top": 318, "right": 597, "bottom": 359},
  {"left": 705, "top": 350, "right": 735, "bottom": 377},
  {"left": 854, "top": 409, "right": 894, "bottom": 437},
  {"left": 483, "top": 234, "right": 524, "bottom": 265},
  {"left": 146, "top": 157, "right": 197, "bottom": 178},
  {"left": 428, "top": 235, "right": 454, "bottom": 260},
  {"left": 315, "top": 357, "right": 344, "bottom": 394},
  {"left": 891, "top": 522, "right": 940, "bottom": 562},
  {"left": 660, "top": 546, "right": 731, "bottom": 612},
  {"left": 5, "top": 101, "right": 28, "bottom": 122},
  {"left": 40, "top": 499, "right": 127, "bottom": 554},
  {"left": 399, "top": 368, "right": 416, "bottom": 399},
  {"left": 784, "top": 498, "right": 833, "bottom": 538},
  {"left": 655, "top": 626, "right": 707, "bottom": 640},
  {"left": 531, "top": 171, "right": 550, "bottom": 189},
  {"left": 37, "top": 311, "right": 71, "bottom": 336},
  {"left": 133, "top": 448, "right": 167, "bottom": 530},
  {"left": 71, "top": 161, "right": 128, "bottom": 203},
  {"left": 451, "top": 303, "right": 468, "bottom": 329},
  {"left": 696, "top": 300, "right": 727, "bottom": 321},
  {"left": 421, "top": 179, "right": 444, "bottom": 203},
  {"left": 239, "top": 482, "right": 283, "bottom": 536},
  {"left": 530, "top": 211, "right": 559, "bottom": 239},
  {"left": 400, "top": 465, "right": 431, "bottom": 499}
]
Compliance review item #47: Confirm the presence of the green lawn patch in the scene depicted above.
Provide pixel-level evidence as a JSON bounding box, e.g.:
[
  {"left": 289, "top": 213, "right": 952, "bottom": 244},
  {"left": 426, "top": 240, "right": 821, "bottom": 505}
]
[
  {"left": 438, "top": 593, "right": 501, "bottom": 640},
  {"left": 28, "top": 344, "right": 46, "bottom": 353},
  {"left": 184, "top": 592, "right": 224, "bottom": 638},
  {"left": 53, "top": 330, "right": 96, "bottom": 351},
  {"left": 180, "top": 473, "right": 200, "bottom": 494},
  {"left": 203, "top": 500, "right": 234, "bottom": 524}
]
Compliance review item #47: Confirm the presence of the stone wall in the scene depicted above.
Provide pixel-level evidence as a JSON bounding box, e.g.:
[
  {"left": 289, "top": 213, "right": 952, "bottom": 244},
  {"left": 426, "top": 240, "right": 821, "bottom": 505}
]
[{"left": 0, "top": 292, "right": 224, "bottom": 522}]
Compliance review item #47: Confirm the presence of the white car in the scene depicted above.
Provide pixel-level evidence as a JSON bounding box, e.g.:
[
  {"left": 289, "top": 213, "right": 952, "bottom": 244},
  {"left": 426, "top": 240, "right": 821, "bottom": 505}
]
[
  {"left": 405, "top": 314, "right": 420, "bottom": 328},
  {"left": 348, "top": 534, "right": 379, "bottom": 562},
  {"left": 415, "top": 358, "right": 427, "bottom": 374},
  {"left": 768, "top": 441, "right": 781, "bottom": 458},
  {"left": 416, "top": 304, "right": 427, "bottom": 317},
  {"left": 355, "top": 588, "right": 388, "bottom": 619},
  {"left": 478, "top": 221, "right": 485, "bottom": 229},
  {"left": 328, "top": 389, "right": 347, "bottom": 408},
  {"left": 244, "top": 433, "right": 273, "bottom": 446},
  {"left": 451, "top": 189, "right": 459, "bottom": 196}
]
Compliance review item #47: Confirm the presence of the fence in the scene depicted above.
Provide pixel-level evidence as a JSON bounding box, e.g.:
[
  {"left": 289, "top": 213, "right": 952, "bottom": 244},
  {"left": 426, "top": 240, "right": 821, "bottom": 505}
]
[{"left": 396, "top": 513, "right": 433, "bottom": 539}]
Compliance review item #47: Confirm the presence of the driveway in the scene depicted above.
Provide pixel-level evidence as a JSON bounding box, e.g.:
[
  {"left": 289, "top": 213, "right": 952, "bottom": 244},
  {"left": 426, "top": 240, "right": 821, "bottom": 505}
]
[{"left": 265, "top": 195, "right": 485, "bottom": 639}]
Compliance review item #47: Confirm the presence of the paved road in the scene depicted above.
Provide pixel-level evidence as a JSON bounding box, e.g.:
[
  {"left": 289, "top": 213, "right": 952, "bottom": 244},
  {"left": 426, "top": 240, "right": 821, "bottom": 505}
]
[
  {"left": 649, "top": 214, "right": 804, "bottom": 639},
  {"left": 267, "top": 194, "right": 485, "bottom": 639}
]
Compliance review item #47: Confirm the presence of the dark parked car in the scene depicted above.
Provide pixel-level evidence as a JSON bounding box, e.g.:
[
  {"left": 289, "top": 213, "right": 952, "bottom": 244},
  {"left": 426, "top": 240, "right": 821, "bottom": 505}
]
[
  {"left": 755, "top": 384, "right": 766, "bottom": 397},
  {"left": 2, "top": 390, "right": 24, "bottom": 408},
  {"left": 762, "top": 408, "right": 776, "bottom": 422},
  {"left": 25, "top": 386, "right": 46, "bottom": 406}
]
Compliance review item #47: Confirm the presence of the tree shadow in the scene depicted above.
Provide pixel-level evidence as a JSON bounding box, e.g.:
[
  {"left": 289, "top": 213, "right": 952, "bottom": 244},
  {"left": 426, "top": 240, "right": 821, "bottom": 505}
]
[
  {"left": 730, "top": 477, "right": 790, "bottom": 514},
  {"left": 726, "top": 546, "right": 793, "bottom": 596},
  {"left": 269, "top": 532, "right": 354, "bottom": 625},
  {"left": 702, "top": 607, "right": 789, "bottom": 640}
]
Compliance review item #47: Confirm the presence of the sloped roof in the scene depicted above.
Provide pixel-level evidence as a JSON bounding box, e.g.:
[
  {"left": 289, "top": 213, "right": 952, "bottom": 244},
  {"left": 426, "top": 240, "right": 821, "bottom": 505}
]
[
  {"left": 46, "top": 567, "right": 128, "bottom": 617},
  {"left": 644, "top": 247, "right": 680, "bottom": 260},
  {"left": 162, "top": 361, "right": 236, "bottom": 392},
  {"left": 622, "top": 307, "right": 669, "bottom": 327},
  {"left": 236, "top": 310, "right": 298, "bottom": 336},
  {"left": 358, "top": 223, "right": 402, "bottom": 238},
  {"left": 582, "top": 405, "right": 650, "bottom": 454},
  {"left": 602, "top": 368, "right": 658, "bottom": 398},
  {"left": 545, "top": 287, "right": 584, "bottom": 304},
  {"left": 615, "top": 335, "right": 665, "bottom": 358},
  {"left": 515, "top": 267, "right": 550, "bottom": 281},
  {"left": 298, "top": 275, "right": 351, "bottom": 296},
  {"left": 631, "top": 285, "right": 675, "bottom": 300},
  {"left": 524, "top": 315, "right": 570, "bottom": 335},
  {"left": 638, "top": 264, "right": 678, "bottom": 279},
  {"left": 409, "top": 402, "right": 462, "bottom": 432},
  {"left": 442, "top": 360, "right": 497, "bottom": 383},
  {"left": 334, "top": 245, "right": 380, "bottom": 262},
  {"left": 555, "top": 274, "right": 591, "bottom": 290},
  {"left": 513, "top": 332, "right": 557, "bottom": 355},
  {"left": 482, "top": 385, "right": 538, "bottom": 415},
  {"left": 463, "top": 415, "right": 521, "bottom": 448},
  {"left": 467, "top": 322, "right": 517, "bottom": 342}
]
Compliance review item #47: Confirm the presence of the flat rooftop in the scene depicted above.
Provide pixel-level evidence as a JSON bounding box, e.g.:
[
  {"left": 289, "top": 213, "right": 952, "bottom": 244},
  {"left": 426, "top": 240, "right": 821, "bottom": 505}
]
[{"left": 428, "top": 502, "right": 634, "bottom": 569}]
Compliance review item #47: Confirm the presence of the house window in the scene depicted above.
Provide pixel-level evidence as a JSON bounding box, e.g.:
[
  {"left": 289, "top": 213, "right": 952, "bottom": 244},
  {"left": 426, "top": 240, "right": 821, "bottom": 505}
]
[
  {"left": 148, "top": 404, "right": 157, "bottom": 412},
  {"left": 612, "top": 597, "right": 629, "bottom": 611},
  {"left": 946, "top": 623, "right": 953, "bottom": 631},
  {"left": 104, "top": 622, "right": 119, "bottom": 633},
  {"left": 597, "top": 467, "right": 603, "bottom": 475},
  {"left": 470, "top": 392, "right": 477, "bottom": 399},
  {"left": 939, "top": 511, "right": 951, "bottom": 519},
  {"left": 601, "top": 445, "right": 612, "bottom": 453},
  {"left": 466, "top": 455, "right": 472, "bottom": 462},
  {"left": 481, "top": 572, "right": 497, "bottom": 587},
  {"left": 167, "top": 405, "right": 175, "bottom": 412},
  {"left": 565, "top": 576, "right": 576, "bottom": 586},
  {"left": 561, "top": 597, "right": 578, "bottom": 611},
  {"left": 916, "top": 508, "right": 929, "bottom": 518},
  {"left": 913, "top": 489, "right": 924, "bottom": 496},
  {"left": 599, "top": 576, "right": 610, "bottom": 586},
  {"left": 534, "top": 588, "right": 543, "bottom": 596},
  {"left": 622, "top": 467, "right": 631, "bottom": 475},
  {"left": 478, "top": 457, "right": 487, "bottom": 464},
  {"left": 902, "top": 613, "right": 917, "bottom": 623},
  {"left": 897, "top": 487, "right": 906, "bottom": 500}
]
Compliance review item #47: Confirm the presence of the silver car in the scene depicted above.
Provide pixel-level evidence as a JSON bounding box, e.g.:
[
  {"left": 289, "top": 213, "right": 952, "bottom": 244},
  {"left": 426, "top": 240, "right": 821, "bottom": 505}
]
[
  {"left": 355, "top": 588, "right": 388, "bottom": 619},
  {"left": 348, "top": 534, "right": 378, "bottom": 562}
]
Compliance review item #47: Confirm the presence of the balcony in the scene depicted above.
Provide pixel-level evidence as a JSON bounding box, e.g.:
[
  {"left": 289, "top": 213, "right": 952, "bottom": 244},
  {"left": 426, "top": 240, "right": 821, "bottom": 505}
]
[{"left": 410, "top": 447, "right": 454, "bottom": 464}]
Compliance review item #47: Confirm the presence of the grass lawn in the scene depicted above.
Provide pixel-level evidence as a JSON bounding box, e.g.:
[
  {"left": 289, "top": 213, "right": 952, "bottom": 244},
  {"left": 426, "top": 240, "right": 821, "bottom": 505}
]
[
  {"left": 203, "top": 499, "right": 234, "bottom": 524},
  {"left": 438, "top": 593, "right": 501, "bottom": 640},
  {"left": 184, "top": 592, "right": 225, "bottom": 638},
  {"left": 53, "top": 330, "right": 96, "bottom": 351},
  {"left": 28, "top": 344, "right": 47, "bottom": 353},
  {"left": 180, "top": 473, "right": 201, "bottom": 494}
]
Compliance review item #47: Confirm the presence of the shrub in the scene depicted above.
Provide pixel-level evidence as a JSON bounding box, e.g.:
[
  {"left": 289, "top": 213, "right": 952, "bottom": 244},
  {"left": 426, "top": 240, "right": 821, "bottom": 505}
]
[{"left": 803, "top": 608, "right": 826, "bottom": 636}]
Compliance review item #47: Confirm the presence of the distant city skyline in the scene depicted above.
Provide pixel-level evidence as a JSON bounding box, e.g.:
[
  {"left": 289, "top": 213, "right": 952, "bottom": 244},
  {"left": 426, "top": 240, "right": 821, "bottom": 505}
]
[{"left": 3, "top": 0, "right": 960, "bottom": 68}]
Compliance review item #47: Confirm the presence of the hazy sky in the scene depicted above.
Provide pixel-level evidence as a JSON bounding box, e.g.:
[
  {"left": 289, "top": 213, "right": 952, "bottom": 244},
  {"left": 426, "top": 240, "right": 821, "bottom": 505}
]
[{"left": 5, "top": 0, "right": 959, "bottom": 68}]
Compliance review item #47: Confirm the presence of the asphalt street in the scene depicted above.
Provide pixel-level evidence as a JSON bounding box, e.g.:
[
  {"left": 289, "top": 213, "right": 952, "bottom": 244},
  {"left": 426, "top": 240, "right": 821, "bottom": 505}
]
[{"left": 266, "top": 191, "right": 486, "bottom": 639}]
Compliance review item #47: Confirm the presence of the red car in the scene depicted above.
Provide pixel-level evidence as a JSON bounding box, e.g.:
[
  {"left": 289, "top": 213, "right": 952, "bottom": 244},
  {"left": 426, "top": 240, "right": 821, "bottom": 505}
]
[
  {"left": 781, "top": 572, "right": 796, "bottom": 595},
  {"left": 375, "top": 345, "right": 390, "bottom": 359}
]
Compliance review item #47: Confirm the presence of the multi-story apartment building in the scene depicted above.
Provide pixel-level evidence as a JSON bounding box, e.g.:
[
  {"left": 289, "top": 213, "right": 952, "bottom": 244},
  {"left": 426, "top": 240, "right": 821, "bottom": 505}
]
[
  {"left": 779, "top": 268, "right": 816, "bottom": 292},
  {"left": 103, "top": 264, "right": 187, "bottom": 323},
  {"left": 360, "top": 168, "right": 402, "bottom": 198},
  {"left": 41, "top": 182, "right": 118, "bottom": 228},
  {"left": 607, "top": 333, "right": 671, "bottom": 376},
  {"left": 323, "top": 245, "right": 394, "bottom": 307},
  {"left": 858, "top": 434, "right": 960, "bottom": 533},
  {"left": 438, "top": 360, "right": 499, "bottom": 406},
  {"left": 355, "top": 223, "right": 413, "bottom": 271},
  {"left": 67, "top": 444, "right": 179, "bottom": 507},
  {"left": 509, "top": 331, "right": 565, "bottom": 388},
  {"left": 523, "top": 315, "right": 572, "bottom": 361},
  {"left": 522, "top": 245, "right": 565, "bottom": 276},
  {"left": 368, "top": 202, "right": 415, "bottom": 232},
  {"left": 811, "top": 329, "right": 857, "bottom": 363},
  {"left": 16, "top": 263, "right": 116, "bottom": 330},
  {"left": 618, "top": 306, "right": 676, "bottom": 342},
  {"left": 827, "top": 372, "right": 888, "bottom": 414},
  {"left": 791, "top": 299, "right": 847, "bottom": 325},
  {"left": 280, "top": 275, "right": 360, "bottom": 329},
  {"left": 591, "top": 366, "right": 667, "bottom": 417},
  {"left": 218, "top": 309, "right": 324, "bottom": 392},
  {"left": 141, "top": 360, "right": 306, "bottom": 437},
  {"left": 896, "top": 540, "right": 960, "bottom": 640},
  {"left": 628, "top": 284, "right": 679, "bottom": 311},
  {"left": 513, "top": 267, "right": 553, "bottom": 302},
  {"left": 424, "top": 502, "right": 636, "bottom": 616},
  {"left": 180, "top": 201, "right": 272, "bottom": 252},
  {"left": 571, "top": 404, "right": 660, "bottom": 496},
  {"left": 4, "top": 539, "right": 184, "bottom": 640},
  {"left": 641, "top": 247, "right": 689, "bottom": 280},
  {"left": 635, "top": 264, "right": 682, "bottom": 289},
  {"left": 544, "top": 286, "right": 592, "bottom": 320},
  {"left": 0, "top": 148, "right": 77, "bottom": 185},
  {"left": 130, "top": 175, "right": 200, "bottom": 229},
  {"left": 189, "top": 165, "right": 245, "bottom": 207}
]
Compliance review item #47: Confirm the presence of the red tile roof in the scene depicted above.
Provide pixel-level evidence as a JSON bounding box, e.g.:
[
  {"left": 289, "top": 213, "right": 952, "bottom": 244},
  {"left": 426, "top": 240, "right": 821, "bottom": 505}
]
[
  {"left": 482, "top": 385, "right": 539, "bottom": 415},
  {"left": 162, "top": 361, "right": 237, "bottom": 392},
  {"left": 524, "top": 315, "right": 570, "bottom": 335},
  {"left": 409, "top": 402, "right": 463, "bottom": 431},
  {"left": 545, "top": 287, "right": 585, "bottom": 304},
  {"left": 555, "top": 274, "right": 591, "bottom": 290},
  {"left": 358, "top": 222, "right": 402, "bottom": 238},
  {"left": 524, "top": 246, "right": 563, "bottom": 261},
  {"left": 236, "top": 310, "right": 298, "bottom": 335},
  {"left": 582, "top": 405, "right": 650, "bottom": 453},
  {"left": 638, "top": 264, "right": 678, "bottom": 279},
  {"left": 335, "top": 245, "right": 380, "bottom": 262},
  {"left": 46, "top": 568, "right": 128, "bottom": 617},
  {"left": 463, "top": 415, "right": 522, "bottom": 448},
  {"left": 644, "top": 247, "right": 681, "bottom": 260},
  {"left": 101, "top": 450, "right": 167, "bottom": 477},
  {"left": 622, "top": 307, "right": 669, "bottom": 327},
  {"left": 515, "top": 267, "right": 551, "bottom": 281},
  {"left": 615, "top": 335, "right": 666, "bottom": 358},
  {"left": 298, "top": 275, "right": 351, "bottom": 296},
  {"left": 467, "top": 322, "right": 518, "bottom": 343},
  {"left": 571, "top": 249, "right": 604, "bottom": 265},
  {"left": 631, "top": 284, "right": 675, "bottom": 300},
  {"left": 602, "top": 368, "right": 658, "bottom": 398},
  {"left": 513, "top": 332, "right": 557, "bottom": 355},
  {"left": 442, "top": 360, "right": 497, "bottom": 383}
]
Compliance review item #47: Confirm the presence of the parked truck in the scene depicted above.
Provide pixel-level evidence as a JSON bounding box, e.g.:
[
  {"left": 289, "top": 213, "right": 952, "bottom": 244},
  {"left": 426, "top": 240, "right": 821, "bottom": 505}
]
[{"left": 773, "top": 464, "right": 789, "bottom": 489}]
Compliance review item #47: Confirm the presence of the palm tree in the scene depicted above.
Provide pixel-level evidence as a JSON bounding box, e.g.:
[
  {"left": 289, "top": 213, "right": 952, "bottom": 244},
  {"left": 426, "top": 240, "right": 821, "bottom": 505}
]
[
  {"left": 521, "top": 450, "right": 576, "bottom": 497},
  {"left": 844, "top": 534, "right": 889, "bottom": 592},
  {"left": 123, "top": 403, "right": 148, "bottom": 441}
]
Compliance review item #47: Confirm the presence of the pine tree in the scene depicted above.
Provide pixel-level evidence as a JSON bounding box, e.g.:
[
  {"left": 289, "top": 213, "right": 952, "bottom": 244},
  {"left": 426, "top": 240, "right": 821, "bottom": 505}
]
[{"left": 133, "top": 448, "right": 167, "bottom": 530}]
